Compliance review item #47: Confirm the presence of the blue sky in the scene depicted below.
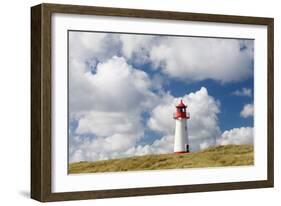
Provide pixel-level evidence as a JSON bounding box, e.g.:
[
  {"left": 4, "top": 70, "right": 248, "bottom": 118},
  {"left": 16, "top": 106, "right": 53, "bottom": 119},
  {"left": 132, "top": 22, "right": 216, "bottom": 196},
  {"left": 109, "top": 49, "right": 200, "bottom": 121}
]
[
  {"left": 168, "top": 78, "right": 254, "bottom": 131},
  {"left": 68, "top": 31, "right": 254, "bottom": 162},
  {"left": 131, "top": 61, "right": 254, "bottom": 132}
]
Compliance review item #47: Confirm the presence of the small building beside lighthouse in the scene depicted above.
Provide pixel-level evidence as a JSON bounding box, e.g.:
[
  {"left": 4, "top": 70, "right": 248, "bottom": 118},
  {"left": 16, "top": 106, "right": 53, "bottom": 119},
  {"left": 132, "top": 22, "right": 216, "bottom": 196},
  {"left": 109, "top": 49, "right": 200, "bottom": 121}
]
[{"left": 173, "top": 100, "right": 190, "bottom": 153}]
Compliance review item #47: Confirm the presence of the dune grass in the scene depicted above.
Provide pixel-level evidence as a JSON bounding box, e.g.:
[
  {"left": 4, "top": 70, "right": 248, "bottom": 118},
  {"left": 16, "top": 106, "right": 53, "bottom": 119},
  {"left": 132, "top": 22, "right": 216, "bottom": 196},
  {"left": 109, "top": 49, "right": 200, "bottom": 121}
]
[{"left": 69, "top": 144, "right": 253, "bottom": 174}]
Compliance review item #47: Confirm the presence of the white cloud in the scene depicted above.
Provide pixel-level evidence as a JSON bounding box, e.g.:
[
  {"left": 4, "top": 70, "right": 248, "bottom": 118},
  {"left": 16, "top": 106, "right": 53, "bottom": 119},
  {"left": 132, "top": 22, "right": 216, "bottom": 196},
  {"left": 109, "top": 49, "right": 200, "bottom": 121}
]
[
  {"left": 233, "top": 88, "right": 252, "bottom": 97},
  {"left": 120, "top": 34, "right": 155, "bottom": 64},
  {"left": 70, "top": 87, "right": 221, "bottom": 162},
  {"left": 69, "top": 56, "right": 160, "bottom": 162},
  {"left": 124, "top": 135, "right": 174, "bottom": 156},
  {"left": 117, "top": 35, "right": 254, "bottom": 83},
  {"left": 76, "top": 111, "right": 143, "bottom": 137},
  {"left": 68, "top": 32, "right": 161, "bottom": 162},
  {"left": 69, "top": 32, "right": 254, "bottom": 84},
  {"left": 147, "top": 87, "right": 221, "bottom": 152},
  {"left": 218, "top": 127, "right": 253, "bottom": 145},
  {"left": 147, "top": 93, "right": 175, "bottom": 135},
  {"left": 148, "top": 37, "right": 253, "bottom": 83},
  {"left": 69, "top": 56, "right": 157, "bottom": 114},
  {"left": 124, "top": 87, "right": 221, "bottom": 156},
  {"left": 70, "top": 85, "right": 253, "bottom": 162},
  {"left": 240, "top": 103, "right": 254, "bottom": 118},
  {"left": 69, "top": 32, "right": 121, "bottom": 64},
  {"left": 70, "top": 133, "right": 140, "bottom": 162}
]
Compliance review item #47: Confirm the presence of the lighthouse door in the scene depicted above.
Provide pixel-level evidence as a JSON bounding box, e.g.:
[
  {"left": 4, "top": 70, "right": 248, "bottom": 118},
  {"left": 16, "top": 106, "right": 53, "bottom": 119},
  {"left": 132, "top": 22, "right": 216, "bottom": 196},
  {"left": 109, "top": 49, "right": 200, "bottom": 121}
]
[{"left": 185, "top": 144, "right": 189, "bottom": 152}]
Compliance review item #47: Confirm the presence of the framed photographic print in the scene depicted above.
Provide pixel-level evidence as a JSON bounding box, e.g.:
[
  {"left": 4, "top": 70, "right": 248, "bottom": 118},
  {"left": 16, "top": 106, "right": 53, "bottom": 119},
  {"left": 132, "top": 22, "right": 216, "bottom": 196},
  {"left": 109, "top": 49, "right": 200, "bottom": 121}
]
[{"left": 31, "top": 3, "right": 274, "bottom": 202}]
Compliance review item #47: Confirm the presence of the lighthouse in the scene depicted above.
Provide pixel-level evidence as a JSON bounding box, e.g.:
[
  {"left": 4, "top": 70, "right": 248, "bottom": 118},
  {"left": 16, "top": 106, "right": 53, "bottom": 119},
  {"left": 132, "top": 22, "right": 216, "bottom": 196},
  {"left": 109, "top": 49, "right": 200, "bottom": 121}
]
[{"left": 173, "top": 100, "right": 190, "bottom": 153}]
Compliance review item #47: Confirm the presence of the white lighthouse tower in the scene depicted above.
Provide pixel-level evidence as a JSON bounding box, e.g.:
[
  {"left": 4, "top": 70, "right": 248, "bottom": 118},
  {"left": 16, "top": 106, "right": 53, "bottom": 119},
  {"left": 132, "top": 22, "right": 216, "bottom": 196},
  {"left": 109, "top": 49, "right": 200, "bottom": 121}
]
[{"left": 173, "top": 100, "right": 190, "bottom": 153}]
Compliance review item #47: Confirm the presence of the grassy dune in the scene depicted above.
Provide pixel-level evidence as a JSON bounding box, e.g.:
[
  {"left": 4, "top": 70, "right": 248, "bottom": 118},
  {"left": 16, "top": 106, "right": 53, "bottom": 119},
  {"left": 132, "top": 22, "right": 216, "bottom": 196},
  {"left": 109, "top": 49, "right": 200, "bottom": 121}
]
[{"left": 69, "top": 144, "right": 253, "bottom": 174}]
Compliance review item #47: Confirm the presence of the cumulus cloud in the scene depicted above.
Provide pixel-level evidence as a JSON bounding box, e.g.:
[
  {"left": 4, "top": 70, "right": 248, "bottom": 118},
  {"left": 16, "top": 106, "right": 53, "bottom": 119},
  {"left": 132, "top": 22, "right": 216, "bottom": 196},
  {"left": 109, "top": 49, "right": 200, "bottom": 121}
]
[
  {"left": 151, "top": 38, "right": 253, "bottom": 83},
  {"left": 232, "top": 88, "right": 252, "bottom": 97},
  {"left": 70, "top": 85, "right": 253, "bottom": 162},
  {"left": 69, "top": 56, "right": 157, "bottom": 114},
  {"left": 68, "top": 32, "right": 160, "bottom": 162},
  {"left": 217, "top": 127, "right": 253, "bottom": 145},
  {"left": 240, "top": 103, "right": 254, "bottom": 118},
  {"left": 119, "top": 35, "right": 156, "bottom": 64},
  {"left": 147, "top": 87, "right": 221, "bottom": 152},
  {"left": 69, "top": 56, "right": 160, "bottom": 162},
  {"left": 70, "top": 133, "right": 142, "bottom": 162},
  {"left": 123, "top": 87, "right": 222, "bottom": 156},
  {"left": 76, "top": 111, "right": 143, "bottom": 137},
  {"left": 122, "top": 36, "right": 253, "bottom": 83},
  {"left": 69, "top": 87, "right": 221, "bottom": 162},
  {"left": 124, "top": 135, "right": 174, "bottom": 157},
  {"left": 69, "top": 31, "right": 253, "bottom": 83},
  {"left": 69, "top": 32, "right": 121, "bottom": 64}
]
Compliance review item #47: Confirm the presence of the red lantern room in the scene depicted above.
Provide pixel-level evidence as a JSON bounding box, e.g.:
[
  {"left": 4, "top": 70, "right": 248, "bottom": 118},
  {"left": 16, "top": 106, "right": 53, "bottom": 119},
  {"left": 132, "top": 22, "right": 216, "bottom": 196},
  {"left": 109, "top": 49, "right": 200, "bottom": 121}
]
[{"left": 173, "top": 100, "right": 190, "bottom": 119}]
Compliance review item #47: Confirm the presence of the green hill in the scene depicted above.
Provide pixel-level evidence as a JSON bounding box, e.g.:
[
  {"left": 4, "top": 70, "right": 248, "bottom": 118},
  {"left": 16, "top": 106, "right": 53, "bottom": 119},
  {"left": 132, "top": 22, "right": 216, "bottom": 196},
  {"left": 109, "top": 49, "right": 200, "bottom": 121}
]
[{"left": 69, "top": 144, "right": 253, "bottom": 174}]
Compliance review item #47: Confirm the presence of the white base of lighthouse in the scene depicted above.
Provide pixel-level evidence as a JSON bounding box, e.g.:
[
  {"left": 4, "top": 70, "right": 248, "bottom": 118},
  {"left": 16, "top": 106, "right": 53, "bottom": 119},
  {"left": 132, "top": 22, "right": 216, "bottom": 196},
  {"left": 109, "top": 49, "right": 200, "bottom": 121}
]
[{"left": 174, "top": 118, "right": 189, "bottom": 153}]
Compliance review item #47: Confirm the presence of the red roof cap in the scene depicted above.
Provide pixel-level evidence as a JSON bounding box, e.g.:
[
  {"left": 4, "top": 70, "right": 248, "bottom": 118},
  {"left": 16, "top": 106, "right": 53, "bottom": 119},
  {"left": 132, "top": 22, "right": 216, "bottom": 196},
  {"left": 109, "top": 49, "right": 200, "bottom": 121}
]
[{"left": 176, "top": 99, "right": 187, "bottom": 108}]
